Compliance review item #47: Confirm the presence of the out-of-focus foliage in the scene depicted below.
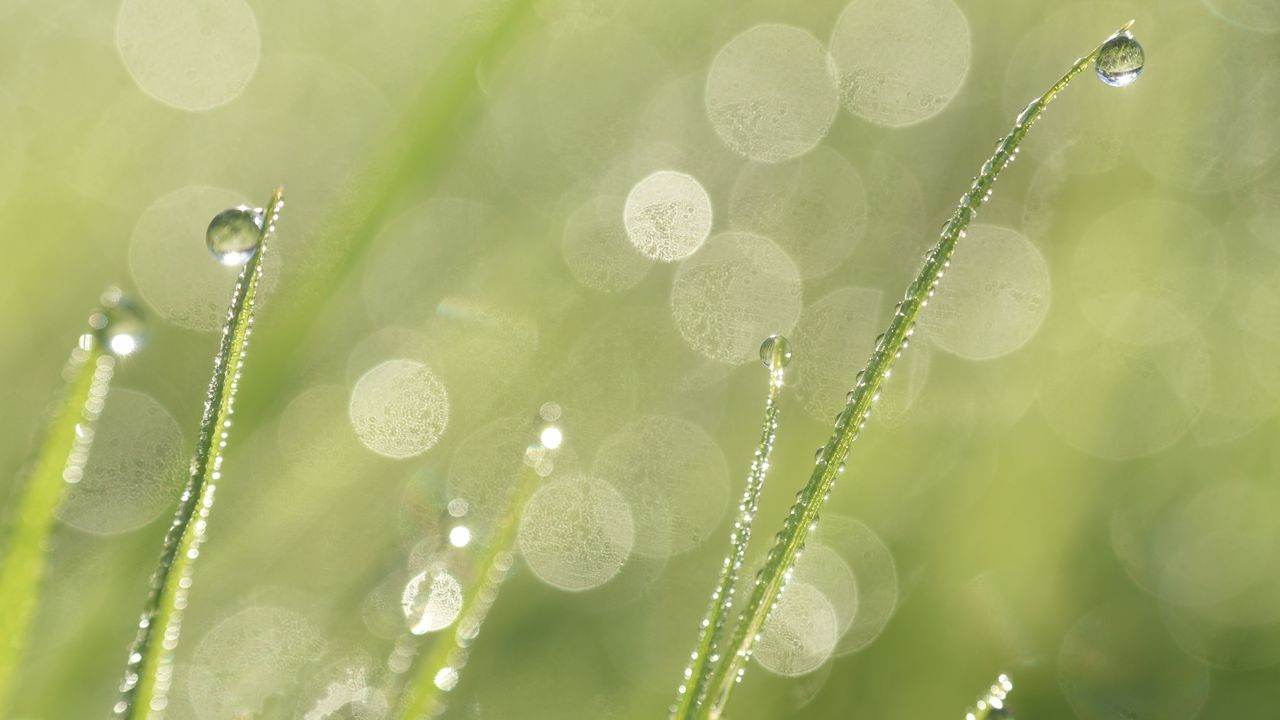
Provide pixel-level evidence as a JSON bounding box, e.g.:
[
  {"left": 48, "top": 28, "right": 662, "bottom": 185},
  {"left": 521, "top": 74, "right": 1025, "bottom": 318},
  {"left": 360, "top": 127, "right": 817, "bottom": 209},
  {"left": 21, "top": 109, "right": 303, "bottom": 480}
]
[{"left": 0, "top": 0, "right": 1278, "bottom": 718}]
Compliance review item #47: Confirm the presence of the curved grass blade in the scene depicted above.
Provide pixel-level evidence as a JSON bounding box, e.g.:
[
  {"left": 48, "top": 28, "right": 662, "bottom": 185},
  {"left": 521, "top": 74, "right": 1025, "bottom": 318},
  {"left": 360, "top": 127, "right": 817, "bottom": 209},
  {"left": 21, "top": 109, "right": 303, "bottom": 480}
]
[
  {"left": 671, "top": 337, "right": 790, "bottom": 719},
  {"left": 114, "top": 187, "right": 284, "bottom": 719},
  {"left": 965, "top": 673, "right": 1015, "bottom": 719},
  {"left": 0, "top": 312, "right": 120, "bottom": 710},
  {"left": 393, "top": 411, "right": 562, "bottom": 720},
  {"left": 233, "top": 0, "right": 534, "bottom": 426},
  {"left": 697, "top": 22, "right": 1139, "bottom": 719}
]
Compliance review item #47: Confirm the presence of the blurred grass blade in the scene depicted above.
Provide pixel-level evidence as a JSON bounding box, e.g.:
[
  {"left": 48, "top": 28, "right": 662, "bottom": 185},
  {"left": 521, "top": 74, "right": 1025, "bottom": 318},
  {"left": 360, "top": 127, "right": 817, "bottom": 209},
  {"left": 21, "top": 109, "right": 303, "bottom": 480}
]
[
  {"left": 697, "top": 23, "right": 1140, "bottom": 719},
  {"left": 115, "top": 187, "right": 284, "bottom": 719},
  {"left": 235, "top": 0, "right": 534, "bottom": 425},
  {"left": 0, "top": 326, "right": 115, "bottom": 711},
  {"left": 394, "top": 411, "right": 561, "bottom": 720},
  {"left": 672, "top": 337, "right": 790, "bottom": 719}
]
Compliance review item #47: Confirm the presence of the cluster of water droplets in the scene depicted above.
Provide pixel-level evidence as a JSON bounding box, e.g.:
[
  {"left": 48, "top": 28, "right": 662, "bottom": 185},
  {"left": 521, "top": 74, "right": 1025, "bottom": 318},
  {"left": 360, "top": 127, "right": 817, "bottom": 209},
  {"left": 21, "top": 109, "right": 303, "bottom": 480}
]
[
  {"left": 393, "top": 404, "right": 566, "bottom": 719},
  {"left": 671, "top": 336, "right": 791, "bottom": 717},
  {"left": 116, "top": 191, "right": 282, "bottom": 719},
  {"left": 966, "top": 674, "right": 1015, "bottom": 720}
]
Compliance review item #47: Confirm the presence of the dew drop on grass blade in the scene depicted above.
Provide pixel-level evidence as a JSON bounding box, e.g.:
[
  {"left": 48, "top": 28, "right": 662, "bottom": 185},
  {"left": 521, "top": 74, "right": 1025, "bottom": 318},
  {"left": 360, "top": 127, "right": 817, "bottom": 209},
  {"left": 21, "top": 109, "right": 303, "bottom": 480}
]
[
  {"left": 671, "top": 335, "right": 791, "bottom": 719},
  {"left": 115, "top": 187, "right": 283, "bottom": 719},
  {"left": 693, "top": 22, "right": 1144, "bottom": 719}
]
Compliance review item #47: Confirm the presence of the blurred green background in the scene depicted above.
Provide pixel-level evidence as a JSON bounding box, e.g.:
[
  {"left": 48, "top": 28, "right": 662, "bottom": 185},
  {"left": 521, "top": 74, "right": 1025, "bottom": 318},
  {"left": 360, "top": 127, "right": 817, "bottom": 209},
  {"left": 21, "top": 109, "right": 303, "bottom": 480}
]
[{"left": 2, "top": 0, "right": 1279, "bottom": 717}]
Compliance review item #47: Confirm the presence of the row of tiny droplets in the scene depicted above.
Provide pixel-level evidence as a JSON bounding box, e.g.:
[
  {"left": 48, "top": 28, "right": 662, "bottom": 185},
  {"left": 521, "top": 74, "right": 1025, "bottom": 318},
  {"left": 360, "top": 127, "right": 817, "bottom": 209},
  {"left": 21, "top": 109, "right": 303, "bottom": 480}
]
[
  {"left": 388, "top": 407, "right": 563, "bottom": 718},
  {"left": 671, "top": 339, "right": 788, "bottom": 716},
  {"left": 383, "top": 553, "right": 516, "bottom": 714},
  {"left": 966, "top": 674, "right": 1014, "bottom": 719},
  {"left": 62, "top": 334, "right": 116, "bottom": 486},
  {"left": 115, "top": 195, "right": 282, "bottom": 718},
  {"left": 712, "top": 97, "right": 1043, "bottom": 704}
]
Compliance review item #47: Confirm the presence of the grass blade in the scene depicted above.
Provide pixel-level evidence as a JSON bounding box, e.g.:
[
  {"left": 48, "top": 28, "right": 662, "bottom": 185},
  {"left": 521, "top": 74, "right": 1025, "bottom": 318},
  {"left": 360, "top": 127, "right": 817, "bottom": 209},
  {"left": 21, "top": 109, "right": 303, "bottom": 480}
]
[
  {"left": 114, "top": 187, "right": 284, "bottom": 719},
  {"left": 0, "top": 309, "right": 121, "bottom": 709},
  {"left": 233, "top": 0, "right": 534, "bottom": 425},
  {"left": 671, "top": 336, "right": 790, "bottom": 719},
  {"left": 393, "top": 411, "right": 562, "bottom": 720},
  {"left": 696, "top": 22, "right": 1139, "bottom": 718}
]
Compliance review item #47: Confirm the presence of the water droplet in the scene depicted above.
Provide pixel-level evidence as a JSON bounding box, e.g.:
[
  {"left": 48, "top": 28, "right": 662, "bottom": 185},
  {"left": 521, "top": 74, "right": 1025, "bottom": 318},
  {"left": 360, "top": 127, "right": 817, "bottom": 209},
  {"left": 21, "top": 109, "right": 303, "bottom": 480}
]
[
  {"left": 434, "top": 666, "right": 459, "bottom": 692},
  {"left": 402, "top": 569, "right": 464, "bottom": 634},
  {"left": 1015, "top": 99, "right": 1042, "bottom": 126},
  {"left": 91, "top": 288, "right": 148, "bottom": 357},
  {"left": 448, "top": 525, "right": 471, "bottom": 548},
  {"left": 538, "top": 424, "right": 563, "bottom": 450},
  {"left": 759, "top": 334, "right": 793, "bottom": 370},
  {"left": 205, "top": 205, "right": 264, "bottom": 266},
  {"left": 1095, "top": 31, "right": 1143, "bottom": 87}
]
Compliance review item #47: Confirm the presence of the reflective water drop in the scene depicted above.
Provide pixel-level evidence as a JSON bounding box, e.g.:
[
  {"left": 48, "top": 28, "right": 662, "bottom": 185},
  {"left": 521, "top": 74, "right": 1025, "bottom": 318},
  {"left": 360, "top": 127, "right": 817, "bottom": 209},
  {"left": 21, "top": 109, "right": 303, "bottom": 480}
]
[
  {"left": 206, "top": 204, "right": 264, "bottom": 266},
  {"left": 90, "top": 288, "right": 148, "bottom": 357},
  {"left": 448, "top": 525, "right": 471, "bottom": 548},
  {"left": 433, "top": 667, "right": 459, "bottom": 692},
  {"left": 539, "top": 424, "right": 563, "bottom": 450},
  {"left": 402, "top": 568, "right": 464, "bottom": 634},
  {"left": 1095, "top": 31, "right": 1144, "bottom": 87},
  {"left": 758, "top": 334, "right": 793, "bottom": 371}
]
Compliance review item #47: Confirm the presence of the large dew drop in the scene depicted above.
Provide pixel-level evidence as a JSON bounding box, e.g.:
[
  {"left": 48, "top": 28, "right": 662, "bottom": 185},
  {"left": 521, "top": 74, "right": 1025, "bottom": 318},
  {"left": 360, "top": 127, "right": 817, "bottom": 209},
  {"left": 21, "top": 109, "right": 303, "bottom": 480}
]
[
  {"left": 758, "top": 334, "right": 793, "bottom": 371},
  {"left": 206, "top": 205, "right": 264, "bottom": 266},
  {"left": 1095, "top": 31, "right": 1144, "bottom": 87}
]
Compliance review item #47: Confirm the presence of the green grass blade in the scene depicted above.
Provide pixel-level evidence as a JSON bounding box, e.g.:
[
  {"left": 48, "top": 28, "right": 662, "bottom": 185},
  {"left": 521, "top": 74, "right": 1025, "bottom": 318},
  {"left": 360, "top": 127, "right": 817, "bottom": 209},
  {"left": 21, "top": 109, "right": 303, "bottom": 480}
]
[
  {"left": 0, "top": 336, "right": 113, "bottom": 711},
  {"left": 965, "top": 673, "right": 1015, "bottom": 719},
  {"left": 393, "top": 414, "right": 560, "bottom": 720},
  {"left": 672, "top": 338, "right": 790, "bottom": 719},
  {"left": 115, "top": 187, "right": 284, "bottom": 719},
  {"left": 697, "top": 22, "right": 1138, "bottom": 719},
  {"left": 234, "top": 0, "right": 534, "bottom": 425}
]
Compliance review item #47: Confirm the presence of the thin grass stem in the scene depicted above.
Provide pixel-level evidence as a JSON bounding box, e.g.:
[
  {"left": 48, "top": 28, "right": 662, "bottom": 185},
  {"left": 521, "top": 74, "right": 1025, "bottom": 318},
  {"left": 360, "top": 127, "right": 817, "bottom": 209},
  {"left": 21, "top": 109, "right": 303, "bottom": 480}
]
[
  {"left": 393, "top": 411, "right": 561, "bottom": 720},
  {"left": 671, "top": 337, "right": 790, "bottom": 719},
  {"left": 696, "top": 23, "right": 1138, "bottom": 719},
  {"left": 115, "top": 187, "right": 284, "bottom": 719},
  {"left": 0, "top": 331, "right": 114, "bottom": 710}
]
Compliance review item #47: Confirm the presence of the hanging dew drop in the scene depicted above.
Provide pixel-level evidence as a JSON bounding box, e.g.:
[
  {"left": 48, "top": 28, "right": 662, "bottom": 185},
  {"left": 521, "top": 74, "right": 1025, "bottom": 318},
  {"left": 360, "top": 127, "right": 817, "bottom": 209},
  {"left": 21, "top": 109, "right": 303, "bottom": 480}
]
[
  {"left": 205, "top": 205, "right": 264, "bottom": 266},
  {"left": 1095, "top": 31, "right": 1143, "bottom": 87},
  {"left": 89, "top": 287, "right": 148, "bottom": 357},
  {"left": 758, "top": 334, "right": 793, "bottom": 371}
]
